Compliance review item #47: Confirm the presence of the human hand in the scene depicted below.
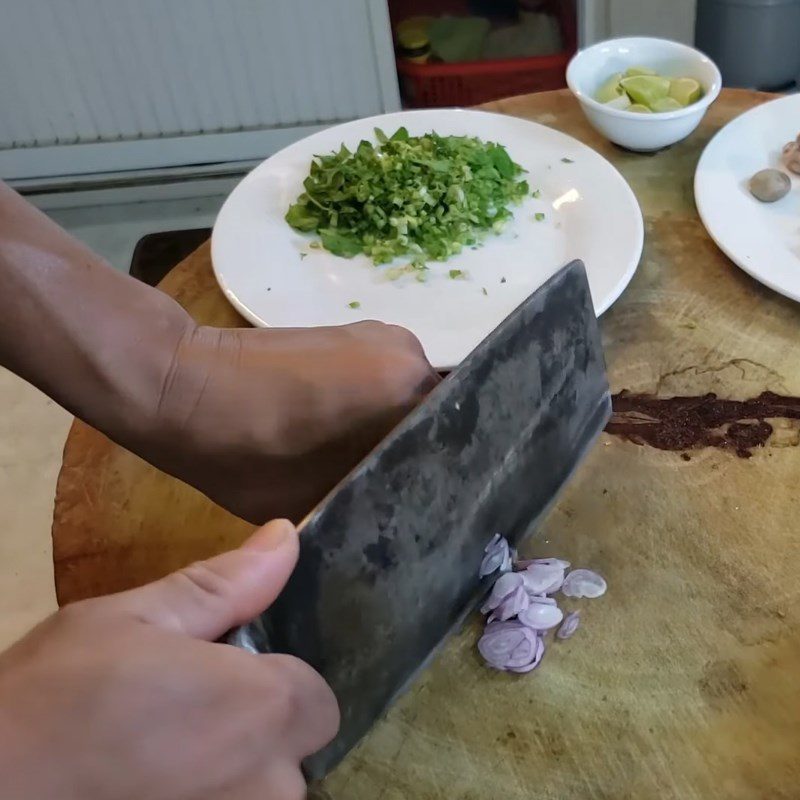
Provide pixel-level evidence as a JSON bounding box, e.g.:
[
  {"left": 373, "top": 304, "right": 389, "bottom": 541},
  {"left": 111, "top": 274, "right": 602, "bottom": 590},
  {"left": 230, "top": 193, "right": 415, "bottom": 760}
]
[
  {"left": 0, "top": 520, "right": 338, "bottom": 800},
  {"left": 149, "top": 321, "right": 439, "bottom": 523},
  {"left": 0, "top": 182, "right": 437, "bottom": 524},
  {"left": 2, "top": 192, "right": 417, "bottom": 794}
]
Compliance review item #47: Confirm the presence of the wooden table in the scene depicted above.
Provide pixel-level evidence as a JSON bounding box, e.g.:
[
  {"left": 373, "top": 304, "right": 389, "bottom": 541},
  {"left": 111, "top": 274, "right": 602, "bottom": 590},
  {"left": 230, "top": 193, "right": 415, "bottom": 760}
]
[{"left": 52, "top": 89, "right": 800, "bottom": 799}]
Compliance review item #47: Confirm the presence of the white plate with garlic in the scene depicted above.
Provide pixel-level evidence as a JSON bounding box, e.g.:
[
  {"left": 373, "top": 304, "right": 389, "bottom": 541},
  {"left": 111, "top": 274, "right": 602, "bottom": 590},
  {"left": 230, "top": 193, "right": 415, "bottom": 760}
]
[{"left": 695, "top": 94, "right": 800, "bottom": 303}]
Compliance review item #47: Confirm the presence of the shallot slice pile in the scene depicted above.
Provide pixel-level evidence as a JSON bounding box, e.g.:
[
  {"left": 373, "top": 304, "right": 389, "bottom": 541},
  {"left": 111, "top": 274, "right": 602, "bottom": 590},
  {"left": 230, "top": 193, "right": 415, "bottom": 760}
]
[{"left": 477, "top": 535, "right": 605, "bottom": 673}]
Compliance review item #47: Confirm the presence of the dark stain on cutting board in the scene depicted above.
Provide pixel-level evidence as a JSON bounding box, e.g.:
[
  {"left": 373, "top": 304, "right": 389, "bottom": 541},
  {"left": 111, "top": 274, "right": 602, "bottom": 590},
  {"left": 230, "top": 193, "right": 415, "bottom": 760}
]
[
  {"left": 606, "top": 391, "right": 800, "bottom": 457},
  {"left": 698, "top": 658, "right": 749, "bottom": 706}
]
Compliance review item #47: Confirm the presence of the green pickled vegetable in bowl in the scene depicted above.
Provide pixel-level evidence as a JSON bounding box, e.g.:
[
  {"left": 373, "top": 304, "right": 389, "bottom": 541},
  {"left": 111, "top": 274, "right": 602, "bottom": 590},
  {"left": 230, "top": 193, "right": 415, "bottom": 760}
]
[{"left": 594, "top": 66, "right": 703, "bottom": 113}]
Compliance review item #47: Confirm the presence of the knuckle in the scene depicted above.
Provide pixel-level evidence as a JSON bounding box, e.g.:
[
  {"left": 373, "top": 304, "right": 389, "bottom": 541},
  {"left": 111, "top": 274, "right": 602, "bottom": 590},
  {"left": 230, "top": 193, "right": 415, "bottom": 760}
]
[
  {"left": 175, "top": 560, "right": 237, "bottom": 608},
  {"left": 48, "top": 598, "right": 122, "bottom": 645},
  {"left": 380, "top": 353, "right": 431, "bottom": 400},
  {"left": 256, "top": 656, "right": 340, "bottom": 762},
  {"left": 386, "top": 323, "right": 422, "bottom": 349},
  {"left": 264, "top": 677, "right": 302, "bottom": 729},
  {"left": 346, "top": 319, "right": 385, "bottom": 336},
  {"left": 263, "top": 654, "right": 338, "bottom": 720}
]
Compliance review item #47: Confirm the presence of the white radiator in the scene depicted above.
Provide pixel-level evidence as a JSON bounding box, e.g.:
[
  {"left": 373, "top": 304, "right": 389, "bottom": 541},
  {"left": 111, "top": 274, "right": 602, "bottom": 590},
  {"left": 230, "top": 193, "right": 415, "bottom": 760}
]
[{"left": 0, "top": 0, "right": 400, "bottom": 181}]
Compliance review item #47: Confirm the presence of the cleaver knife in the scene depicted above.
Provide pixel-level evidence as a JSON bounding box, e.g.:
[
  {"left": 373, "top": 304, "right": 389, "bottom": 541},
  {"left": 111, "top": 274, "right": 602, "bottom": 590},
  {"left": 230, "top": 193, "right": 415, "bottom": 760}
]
[{"left": 229, "top": 259, "right": 611, "bottom": 779}]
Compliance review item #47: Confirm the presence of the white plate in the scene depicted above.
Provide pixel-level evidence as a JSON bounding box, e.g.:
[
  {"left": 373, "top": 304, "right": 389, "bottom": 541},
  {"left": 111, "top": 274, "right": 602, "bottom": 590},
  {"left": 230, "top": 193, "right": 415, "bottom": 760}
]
[
  {"left": 695, "top": 94, "right": 800, "bottom": 303},
  {"left": 212, "top": 109, "right": 643, "bottom": 369}
]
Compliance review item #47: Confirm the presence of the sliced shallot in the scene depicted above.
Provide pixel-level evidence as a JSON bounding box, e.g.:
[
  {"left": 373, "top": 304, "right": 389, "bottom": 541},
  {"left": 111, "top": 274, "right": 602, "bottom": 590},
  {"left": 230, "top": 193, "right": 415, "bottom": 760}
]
[
  {"left": 480, "top": 572, "right": 523, "bottom": 612},
  {"left": 521, "top": 562, "right": 565, "bottom": 596},
  {"left": 556, "top": 611, "right": 580, "bottom": 639},
  {"left": 507, "top": 636, "right": 545, "bottom": 673},
  {"left": 487, "top": 585, "right": 529, "bottom": 622},
  {"left": 476, "top": 536, "right": 605, "bottom": 676},
  {"left": 481, "top": 572, "right": 530, "bottom": 622},
  {"left": 530, "top": 594, "right": 557, "bottom": 605},
  {"left": 478, "top": 621, "right": 542, "bottom": 672},
  {"left": 516, "top": 557, "right": 571, "bottom": 571},
  {"left": 561, "top": 568, "right": 607, "bottom": 599},
  {"left": 479, "top": 534, "right": 512, "bottom": 577},
  {"left": 518, "top": 598, "right": 564, "bottom": 631}
]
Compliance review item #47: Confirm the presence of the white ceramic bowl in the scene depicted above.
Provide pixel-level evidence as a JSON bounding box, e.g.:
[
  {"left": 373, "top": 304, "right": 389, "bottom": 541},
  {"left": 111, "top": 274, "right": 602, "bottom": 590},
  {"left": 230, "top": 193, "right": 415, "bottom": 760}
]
[{"left": 567, "top": 37, "right": 722, "bottom": 152}]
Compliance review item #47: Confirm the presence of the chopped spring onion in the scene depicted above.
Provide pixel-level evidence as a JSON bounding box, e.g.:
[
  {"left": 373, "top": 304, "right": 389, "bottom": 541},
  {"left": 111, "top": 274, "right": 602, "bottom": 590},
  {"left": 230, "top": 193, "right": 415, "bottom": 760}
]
[{"left": 285, "top": 127, "right": 529, "bottom": 267}]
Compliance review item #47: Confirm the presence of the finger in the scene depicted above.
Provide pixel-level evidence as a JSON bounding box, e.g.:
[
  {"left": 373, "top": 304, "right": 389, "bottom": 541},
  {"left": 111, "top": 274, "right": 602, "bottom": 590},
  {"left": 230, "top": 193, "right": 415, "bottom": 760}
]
[
  {"left": 388, "top": 326, "right": 442, "bottom": 393},
  {"left": 386, "top": 322, "right": 427, "bottom": 351},
  {"left": 232, "top": 764, "right": 307, "bottom": 800},
  {"left": 106, "top": 519, "right": 299, "bottom": 640},
  {"left": 403, "top": 356, "right": 441, "bottom": 400},
  {"left": 263, "top": 654, "right": 340, "bottom": 759},
  {"left": 417, "top": 364, "right": 442, "bottom": 396}
]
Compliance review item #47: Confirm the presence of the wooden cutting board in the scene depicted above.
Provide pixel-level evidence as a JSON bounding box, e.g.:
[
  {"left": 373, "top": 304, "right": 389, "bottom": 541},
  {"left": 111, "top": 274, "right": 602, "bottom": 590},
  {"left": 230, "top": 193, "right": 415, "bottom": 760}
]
[{"left": 52, "top": 89, "right": 800, "bottom": 799}]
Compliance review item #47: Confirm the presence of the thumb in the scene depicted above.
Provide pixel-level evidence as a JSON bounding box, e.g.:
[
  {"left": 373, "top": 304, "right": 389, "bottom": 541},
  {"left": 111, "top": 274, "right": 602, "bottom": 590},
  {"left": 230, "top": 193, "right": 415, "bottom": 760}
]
[{"left": 109, "top": 519, "right": 299, "bottom": 640}]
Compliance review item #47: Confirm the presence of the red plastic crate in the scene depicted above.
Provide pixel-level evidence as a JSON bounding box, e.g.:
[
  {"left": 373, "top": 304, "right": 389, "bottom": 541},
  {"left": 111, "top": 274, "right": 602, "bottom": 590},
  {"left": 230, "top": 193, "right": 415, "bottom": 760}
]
[{"left": 390, "top": 0, "right": 576, "bottom": 107}]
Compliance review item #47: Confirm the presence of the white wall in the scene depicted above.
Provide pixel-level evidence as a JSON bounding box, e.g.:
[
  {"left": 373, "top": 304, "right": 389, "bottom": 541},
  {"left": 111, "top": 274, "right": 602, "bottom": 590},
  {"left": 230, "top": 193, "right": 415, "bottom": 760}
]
[
  {"left": 0, "top": 0, "right": 401, "bottom": 181},
  {"left": 581, "top": 0, "right": 697, "bottom": 45}
]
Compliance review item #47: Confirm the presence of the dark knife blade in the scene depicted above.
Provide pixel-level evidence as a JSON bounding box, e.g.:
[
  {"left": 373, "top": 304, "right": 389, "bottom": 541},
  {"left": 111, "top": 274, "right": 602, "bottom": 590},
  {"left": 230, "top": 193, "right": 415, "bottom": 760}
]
[{"left": 229, "top": 259, "right": 610, "bottom": 779}]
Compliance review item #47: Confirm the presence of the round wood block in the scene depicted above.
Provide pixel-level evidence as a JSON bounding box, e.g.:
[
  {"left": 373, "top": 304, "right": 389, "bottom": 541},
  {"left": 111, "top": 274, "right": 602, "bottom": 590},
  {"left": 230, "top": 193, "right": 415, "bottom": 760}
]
[{"left": 53, "top": 90, "right": 800, "bottom": 799}]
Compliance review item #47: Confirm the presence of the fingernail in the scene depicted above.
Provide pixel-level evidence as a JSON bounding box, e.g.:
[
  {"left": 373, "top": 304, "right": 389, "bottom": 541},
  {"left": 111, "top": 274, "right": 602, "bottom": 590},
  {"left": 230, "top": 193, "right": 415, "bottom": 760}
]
[{"left": 241, "top": 519, "right": 296, "bottom": 552}]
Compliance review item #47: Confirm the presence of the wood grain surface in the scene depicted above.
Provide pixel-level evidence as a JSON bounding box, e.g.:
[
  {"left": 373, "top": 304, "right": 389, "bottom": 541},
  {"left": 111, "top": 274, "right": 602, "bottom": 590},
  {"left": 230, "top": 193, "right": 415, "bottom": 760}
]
[{"left": 53, "top": 89, "right": 800, "bottom": 799}]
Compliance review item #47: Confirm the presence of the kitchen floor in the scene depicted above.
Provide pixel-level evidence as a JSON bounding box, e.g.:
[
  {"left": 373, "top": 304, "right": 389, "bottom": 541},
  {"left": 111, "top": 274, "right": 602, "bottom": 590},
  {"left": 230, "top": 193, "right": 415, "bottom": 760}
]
[{"left": 0, "top": 188, "right": 226, "bottom": 649}]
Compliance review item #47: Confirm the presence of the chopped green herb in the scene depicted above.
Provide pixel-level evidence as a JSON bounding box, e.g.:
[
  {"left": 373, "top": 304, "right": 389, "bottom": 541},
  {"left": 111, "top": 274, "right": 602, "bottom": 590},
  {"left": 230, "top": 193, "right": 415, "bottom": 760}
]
[
  {"left": 561, "top": 157, "right": 574, "bottom": 164},
  {"left": 385, "top": 263, "right": 429, "bottom": 281},
  {"left": 532, "top": 189, "right": 541, "bottom": 198},
  {"left": 309, "top": 241, "right": 321, "bottom": 250},
  {"left": 320, "top": 229, "right": 361, "bottom": 258},
  {"left": 535, "top": 212, "right": 546, "bottom": 222},
  {"left": 348, "top": 301, "right": 361, "bottom": 309},
  {"left": 299, "top": 252, "right": 308, "bottom": 260},
  {"left": 285, "top": 128, "right": 529, "bottom": 267},
  {"left": 449, "top": 269, "right": 464, "bottom": 279}
]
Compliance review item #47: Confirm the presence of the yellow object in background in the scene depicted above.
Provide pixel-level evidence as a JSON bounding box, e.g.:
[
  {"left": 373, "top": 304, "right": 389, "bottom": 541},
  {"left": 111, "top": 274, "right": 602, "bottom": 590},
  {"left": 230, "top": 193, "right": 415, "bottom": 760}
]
[{"left": 396, "top": 17, "right": 433, "bottom": 64}]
